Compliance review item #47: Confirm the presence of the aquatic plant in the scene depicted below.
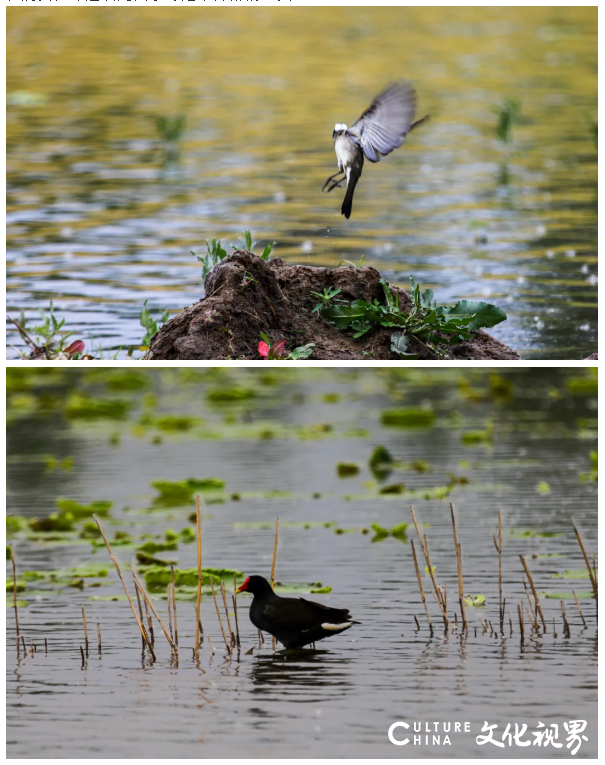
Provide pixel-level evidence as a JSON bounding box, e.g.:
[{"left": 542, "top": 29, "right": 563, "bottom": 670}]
[
  {"left": 151, "top": 478, "right": 226, "bottom": 507},
  {"left": 492, "top": 98, "right": 522, "bottom": 145},
  {"left": 156, "top": 114, "right": 186, "bottom": 164},
  {"left": 193, "top": 238, "right": 229, "bottom": 282},
  {"left": 586, "top": 114, "right": 597, "bottom": 148},
  {"left": 156, "top": 114, "right": 186, "bottom": 143},
  {"left": 193, "top": 230, "right": 275, "bottom": 285},
  {"left": 139, "top": 301, "right": 169, "bottom": 350},
  {"left": 370, "top": 522, "right": 408, "bottom": 543},
  {"left": 7, "top": 304, "right": 87, "bottom": 359},
  {"left": 231, "top": 230, "right": 274, "bottom": 261},
  {"left": 381, "top": 408, "right": 435, "bottom": 428},
  {"left": 580, "top": 451, "right": 598, "bottom": 482},
  {"left": 368, "top": 445, "right": 394, "bottom": 479},
  {"left": 317, "top": 278, "right": 507, "bottom": 358},
  {"left": 461, "top": 422, "right": 494, "bottom": 445},
  {"left": 336, "top": 462, "right": 359, "bottom": 478},
  {"left": 56, "top": 499, "right": 113, "bottom": 519}
]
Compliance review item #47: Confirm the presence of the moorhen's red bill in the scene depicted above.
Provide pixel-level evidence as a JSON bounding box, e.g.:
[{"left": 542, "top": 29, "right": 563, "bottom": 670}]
[{"left": 236, "top": 575, "right": 359, "bottom": 649}]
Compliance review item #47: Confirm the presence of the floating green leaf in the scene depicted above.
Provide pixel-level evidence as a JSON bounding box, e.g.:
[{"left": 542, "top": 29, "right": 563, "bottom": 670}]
[
  {"left": 337, "top": 462, "right": 359, "bottom": 478},
  {"left": 381, "top": 408, "right": 435, "bottom": 428}
]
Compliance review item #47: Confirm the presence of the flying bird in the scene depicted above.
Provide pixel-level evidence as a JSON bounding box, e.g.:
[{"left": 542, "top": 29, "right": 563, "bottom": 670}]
[
  {"left": 323, "top": 80, "right": 429, "bottom": 219},
  {"left": 236, "top": 575, "right": 359, "bottom": 649}
]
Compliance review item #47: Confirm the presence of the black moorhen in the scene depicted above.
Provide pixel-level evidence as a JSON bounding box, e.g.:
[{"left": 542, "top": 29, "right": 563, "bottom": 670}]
[{"left": 236, "top": 575, "right": 359, "bottom": 649}]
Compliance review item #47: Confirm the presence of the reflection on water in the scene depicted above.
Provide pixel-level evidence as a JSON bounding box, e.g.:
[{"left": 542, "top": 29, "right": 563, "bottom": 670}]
[
  {"left": 250, "top": 651, "right": 353, "bottom": 696},
  {"left": 6, "top": 369, "right": 598, "bottom": 757},
  {"left": 6, "top": 7, "right": 597, "bottom": 359}
]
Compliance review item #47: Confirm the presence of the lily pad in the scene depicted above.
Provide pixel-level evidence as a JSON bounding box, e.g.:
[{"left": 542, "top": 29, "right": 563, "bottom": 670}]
[
  {"left": 29, "top": 512, "right": 76, "bottom": 533},
  {"left": 151, "top": 478, "right": 226, "bottom": 507},
  {"left": 379, "top": 483, "right": 404, "bottom": 495},
  {"left": 369, "top": 445, "right": 394, "bottom": 479},
  {"left": 461, "top": 424, "right": 493, "bottom": 445},
  {"left": 206, "top": 386, "right": 256, "bottom": 402},
  {"left": 154, "top": 415, "right": 201, "bottom": 432},
  {"left": 65, "top": 394, "right": 132, "bottom": 420},
  {"left": 370, "top": 522, "right": 408, "bottom": 543},
  {"left": 551, "top": 568, "right": 597, "bottom": 580},
  {"left": 463, "top": 594, "right": 486, "bottom": 607},
  {"left": 509, "top": 528, "right": 563, "bottom": 539},
  {"left": 381, "top": 408, "right": 436, "bottom": 428},
  {"left": 337, "top": 462, "right": 360, "bottom": 478},
  {"left": 7, "top": 516, "right": 29, "bottom": 535},
  {"left": 56, "top": 498, "right": 113, "bottom": 519}
]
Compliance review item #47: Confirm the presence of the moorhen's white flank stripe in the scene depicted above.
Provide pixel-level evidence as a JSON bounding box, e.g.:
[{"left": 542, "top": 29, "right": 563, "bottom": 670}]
[{"left": 321, "top": 622, "right": 352, "bottom": 631}]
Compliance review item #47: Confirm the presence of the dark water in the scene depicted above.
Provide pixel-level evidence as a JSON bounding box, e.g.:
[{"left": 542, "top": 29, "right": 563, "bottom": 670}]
[
  {"left": 6, "top": 7, "right": 597, "bottom": 359},
  {"left": 6, "top": 369, "right": 598, "bottom": 757}
]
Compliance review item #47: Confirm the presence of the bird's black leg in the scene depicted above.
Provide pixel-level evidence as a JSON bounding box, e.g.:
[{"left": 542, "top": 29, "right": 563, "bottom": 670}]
[
  {"left": 324, "top": 177, "right": 346, "bottom": 193},
  {"left": 322, "top": 172, "right": 345, "bottom": 192}
]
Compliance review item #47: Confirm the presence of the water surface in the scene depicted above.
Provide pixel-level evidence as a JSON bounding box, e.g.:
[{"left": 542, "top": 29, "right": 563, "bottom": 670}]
[{"left": 6, "top": 369, "right": 598, "bottom": 757}]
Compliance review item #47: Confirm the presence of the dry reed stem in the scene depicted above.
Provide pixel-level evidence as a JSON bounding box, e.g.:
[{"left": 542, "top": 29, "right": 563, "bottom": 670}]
[
  {"left": 45, "top": 638, "right": 48, "bottom": 653},
  {"left": 570, "top": 518, "right": 598, "bottom": 616},
  {"left": 82, "top": 606, "right": 89, "bottom": 656},
  {"left": 93, "top": 516, "right": 156, "bottom": 660},
  {"left": 414, "top": 614, "right": 421, "bottom": 630},
  {"left": 171, "top": 565, "right": 179, "bottom": 646},
  {"left": 133, "top": 571, "right": 146, "bottom": 648},
  {"left": 270, "top": 517, "right": 279, "bottom": 650},
  {"left": 233, "top": 573, "right": 241, "bottom": 648},
  {"left": 167, "top": 585, "right": 174, "bottom": 642},
  {"left": 207, "top": 634, "right": 215, "bottom": 654},
  {"left": 424, "top": 536, "right": 454, "bottom": 630},
  {"left": 410, "top": 507, "right": 450, "bottom": 626},
  {"left": 194, "top": 496, "right": 203, "bottom": 653},
  {"left": 523, "top": 584, "right": 539, "bottom": 630},
  {"left": 80, "top": 645, "right": 85, "bottom": 666},
  {"left": 517, "top": 603, "right": 525, "bottom": 643},
  {"left": 11, "top": 547, "right": 20, "bottom": 651},
  {"left": 560, "top": 600, "right": 570, "bottom": 638},
  {"left": 130, "top": 566, "right": 176, "bottom": 656},
  {"left": 143, "top": 596, "right": 154, "bottom": 645},
  {"left": 271, "top": 517, "right": 280, "bottom": 589},
  {"left": 520, "top": 555, "right": 547, "bottom": 632},
  {"left": 209, "top": 580, "right": 230, "bottom": 652},
  {"left": 493, "top": 511, "right": 503, "bottom": 632},
  {"left": 97, "top": 623, "right": 102, "bottom": 654},
  {"left": 410, "top": 539, "right": 432, "bottom": 630},
  {"left": 450, "top": 504, "right": 468, "bottom": 632},
  {"left": 21, "top": 635, "right": 26, "bottom": 653},
  {"left": 258, "top": 630, "right": 264, "bottom": 647},
  {"left": 220, "top": 581, "right": 235, "bottom": 647},
  {"left": 572, "top": 589, "right": 587, "bottom": 628}
]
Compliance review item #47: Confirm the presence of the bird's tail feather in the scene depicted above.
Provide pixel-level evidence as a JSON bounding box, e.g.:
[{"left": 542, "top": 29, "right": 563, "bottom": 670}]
[{"left": 341, "top": 172, "right": 360, "bottom": 219}]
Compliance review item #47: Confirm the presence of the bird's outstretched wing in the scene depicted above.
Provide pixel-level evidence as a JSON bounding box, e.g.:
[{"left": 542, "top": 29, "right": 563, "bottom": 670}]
[{"left": 350, "top": 81, "right": 418, "bottom": 163}]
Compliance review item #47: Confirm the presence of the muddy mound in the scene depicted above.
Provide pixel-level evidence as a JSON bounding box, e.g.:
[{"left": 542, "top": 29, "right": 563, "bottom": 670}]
[{"left": 149, "top": 251, "right": 520, "bottom": 360}]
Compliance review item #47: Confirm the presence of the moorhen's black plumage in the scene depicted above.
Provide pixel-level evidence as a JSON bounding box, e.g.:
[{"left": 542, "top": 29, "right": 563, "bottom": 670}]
[{"left": 236, "top": 575, "right": 359, "bottom": 649}]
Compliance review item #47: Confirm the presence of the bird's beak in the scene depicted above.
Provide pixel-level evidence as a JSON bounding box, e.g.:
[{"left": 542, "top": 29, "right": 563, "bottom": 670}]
[{"left": 236, "top": 577, "right": 249, "bottom": 594}]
